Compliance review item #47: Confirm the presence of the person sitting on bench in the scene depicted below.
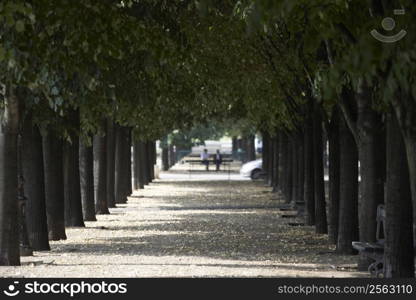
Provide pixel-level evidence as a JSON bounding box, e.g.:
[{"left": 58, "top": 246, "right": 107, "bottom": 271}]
[
  {"left": 201, "top": 149, "right": 209, "bottom": 171},
  {"left": 213, "top": 149, "right": 223, "bottom": 171}
]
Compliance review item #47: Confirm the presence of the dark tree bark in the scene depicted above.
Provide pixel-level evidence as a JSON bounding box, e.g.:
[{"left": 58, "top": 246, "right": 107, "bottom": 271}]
[
  {"left": 304, "top": 101, "right": 315, "bottom": 225},
  {"left": 296, "top": 133, "right": 305, "bottom": 209},
  {"left": 94, "top": 122, "right": 110, "bottom": 215},
  {"left": 272, "top": 132, "right": 280, "bottom": 192},
  {"left": 277, "top": 131, "right": 285, "bottom": 192},
  {"left": 43, "top": 130, "right": 66, "bottom": 240},
  {"left": 63, "top": 109, "right": 84, "bottom": 227},
  {"left": 336, "top": 114, "right": 359, "bottom": 254},
  {"left": 313, "top": 103, "right": 328, "bottom": 234},
  {"left": 126, "top": 128, "right": 132, "bottom": 196},
  {"left": 384, "top": 110, "right": 414, "bottom": 278},
  {"left": 63, "top": 139, "right": 85, "bottom": 227},
  {"left": 115, "top": 125, "right": 130, "bottom": 204},
  {"left": 390, "top": 92, "right": 416, "bottom": 253},
  {"left": 161, "top": 147, "right": 169, "bottom": 171},
  {"left": 133, "top": 139, "right": 144, "bottom": 189},
  {"left": 291, "top": 136, "right": 299, "bottom": 205},
  {"left": 0, "top": 88, "right": 21, "bottom": 265},
  {"left": 106, "top": 120, "right": 116, "bottom": 208},
  {"left": 79, "top": 140, "right": 96, "bottom": 221},
  {"left": 246, "top": 134, "right": 256, "bottom": 161},
  {"left": 148, "top": 141, "right": 155, "bottom": 181},
  {"left": 327, "top": 106, "right": 341, "bottom": 244},
  {"left": 21, "top": 115, "right": 50, "bottom": 250},
  {"left": 339, "top": 83, "right": 386, "bottom": 262},
  {"left": 354, "top": 83, "right": 386, "bottom": 270},
  {"left": 268, "top": 134, "right": 275, "bottom": 187},
  {"left": 232, "top": 136, "right": 238, "bottom": 161},
  {"left": 262, "top": 132, "right": 270, "bottom": 184},
  {"left": 140, "top": 141, "right": 150, "bottom": 186},
  {"left": 168, "top": 144, "right": 175, "bottom": 168}
]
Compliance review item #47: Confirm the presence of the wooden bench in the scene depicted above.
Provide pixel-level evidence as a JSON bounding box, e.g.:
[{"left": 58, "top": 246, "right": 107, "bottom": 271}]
[{"left": 352, "top": 204, "right": 385, "bottom": 277}]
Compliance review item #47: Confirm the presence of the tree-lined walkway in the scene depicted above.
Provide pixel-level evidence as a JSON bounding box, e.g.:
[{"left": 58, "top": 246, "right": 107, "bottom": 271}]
[{"left": 0, "top": 167, "right": 367, "bottom": 278}]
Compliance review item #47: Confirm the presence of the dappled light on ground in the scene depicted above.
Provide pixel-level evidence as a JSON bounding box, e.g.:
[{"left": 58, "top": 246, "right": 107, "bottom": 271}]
[{"left": 0, "top": 166, "right": 367, "bottom": 277}]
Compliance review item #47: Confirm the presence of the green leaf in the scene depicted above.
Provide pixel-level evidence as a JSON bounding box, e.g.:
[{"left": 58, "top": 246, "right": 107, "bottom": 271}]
[
  {"left": 0, "top": 46, "right": 5, "bottom": 62},
  {"left": 15, "top": 20, "right": 25, "bottom": 32}
]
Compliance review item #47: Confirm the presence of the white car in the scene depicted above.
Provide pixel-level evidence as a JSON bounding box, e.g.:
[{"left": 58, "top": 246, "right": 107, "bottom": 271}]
[{"left": 240, "top": 159, "right": 263, "bottom": 180}]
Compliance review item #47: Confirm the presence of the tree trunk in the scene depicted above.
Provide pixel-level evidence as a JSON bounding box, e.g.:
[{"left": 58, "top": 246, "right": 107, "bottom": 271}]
[
  {"left": 0, "top": 87, "right": 20, "bottom": 265},
  {"left": 313, "top": 104, "right": 328, "bottom": 234},
  {"left": 21, "top": 115, "right": 50, "bottom": 251},
  {"left": 355, "top": 85, "right": 386, "bottom": 269},
  {"left": 140, "top": 141, "right": 150, "bottom": 186},
  {"left": 384, "top": 110, "right": 414, "bottom": 278},
  {"left": 272, "top": 133, "right": 280, "bottom": 192},
  {"left": 262, "top": 132, "right": 270, "bottom": 184},
  {"left": 336, "top": 114, "right": 359, "bottom": 254},
  {"left": 79, "top": 140, "right": 96, "bottom": 221},
  {"left": 133, "top": 139, "right": 145, "bottom": 189},
  {"left": 162, "top": 147, "right": 169, "bottom": 171},
  {"left": 296, "top": 133, "right": 305, "bottom": 210},
  {"left": 148, "top": 141, "right": 155, "bottom": 181},
  {"left": 281, "top": 133, "right": 292, "bottom": 203},
  {"left": 126, "top": 128, "right": 132, "bottom": 197},
  {"left": 291, "top": 136, "right": 299, "bottom": 205},
  {"left": 277, "top": 131, "right": 285, "bottom": 192},
  {"left": 268, "top": 134, "right": 275, "bottom": 187},
  {"left": 247, "top": 134, "right": 256, "bottom": 161},
  {"left": 94, "top": 122, "right": 110, "bottom": 215},
  {"left": 168, "top": 144, "right": 175, "bottom": 168},
  {"left": 63, "top": 109, "right": 84, "bottom": 227},
  {"left": 106, "top": 120, "right": 116, "bottom": 208},
  {"left": 304, "top": 101, "right": 315, "bottom": 225},
  {"left": 63, "top": 138, "right": 85, "bottom": 227},
  {"left": 232, "top": 136, "right": 238, "bottom": 159},
  {"left": 403, "top": 137, "right": 416, "bottom": 245},
  {"left": 391, "top": 94, "right": 416, "bottom": 256},
  {"left": 115, "top": 125, "right": 130, "bottom": 204},
  {"left": 328, "top": 106, "right": 341, "bottom": 244},
  {"left": 43, "top": 130, "right": 66, "bottom": 240}
]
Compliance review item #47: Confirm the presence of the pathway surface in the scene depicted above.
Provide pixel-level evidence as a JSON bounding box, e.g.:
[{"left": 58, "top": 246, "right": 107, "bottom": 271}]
[{"left": 0, "top": 163, "right": 367, "bottom": 278}]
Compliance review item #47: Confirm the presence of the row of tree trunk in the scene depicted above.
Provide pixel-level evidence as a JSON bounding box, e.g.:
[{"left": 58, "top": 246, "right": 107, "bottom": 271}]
[
  {"left": 0, "top": 105, "right": 157, "bottom": 265},
  {"left": 262, "top": 100, "right": 415, "bottom": 278},
  {"left": 232, "top": 135, "right": 256, "bottom": 163}
]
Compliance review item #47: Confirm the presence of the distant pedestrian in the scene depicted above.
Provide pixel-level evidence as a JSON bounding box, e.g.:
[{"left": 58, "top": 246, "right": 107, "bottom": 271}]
[
  {"left": 201, "top": 149, "right": 209, "bottom": 171},
  {"left": 213, "top": 149, "right": 223, "bottom": 171}
]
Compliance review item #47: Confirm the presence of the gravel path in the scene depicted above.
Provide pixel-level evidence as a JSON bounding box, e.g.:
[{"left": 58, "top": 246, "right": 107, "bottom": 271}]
[{"left": 0, "top": 165, "right": 367, "bottom": 278}]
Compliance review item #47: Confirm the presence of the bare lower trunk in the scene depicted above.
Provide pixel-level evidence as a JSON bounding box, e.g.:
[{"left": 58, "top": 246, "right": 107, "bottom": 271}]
[
  {"left": 148, "top": 141, "right": 155, "bottom": 181},
  {"left": 63, "top": 136, "right": 85, "bottom": 227},
  {"left": 328, "top": 106, "right": 340, "bottom": 244},
  {"left": 313, "top": 104, "right": 327, "bottom": 234},
  {"left": 43, "top": 130, "right": 66, "bottom": 240},
  {"left": 94, "top": 121, "right": 110, "bottom": 215},
  {"left": 140, "top": 141, "right": 150, "bottom": 186},
  {"left": 296, "top": 133, "right": 305, "bottom": 209},
  {"left": 272, "top": 133, "right": 280, "bottom": 191},
  {"left": 262, "top": 132, "right": 269, "bottom": 184},
  {"left": 21, "top": 115, "right": 50, "bottom": 251},
  {"left": 106, "top": 120, "right": 116, "bottom": 208},
  {"left": 337, "top": 114, "right": 359, "bottom": 254},
  {"left": 384, "top": 110, "right": 414, "bottom": 278},
  {"left": 115, "top": 125, "right": 130, "bottom": 204},
  {"left": 291, "top": 136, "right": 299, "bottom": 204},
  {"left": 0, "top": 87, "right": 20, "bottom": 265},
  {"left": 79, "top": 140, "right": 96, "bottom": 221},
  {"left": 403, "top": 138, "right": 416, "bottom": 244},
  {"left": 304, "top": 104, "right": 315, "bottom": 225}
]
